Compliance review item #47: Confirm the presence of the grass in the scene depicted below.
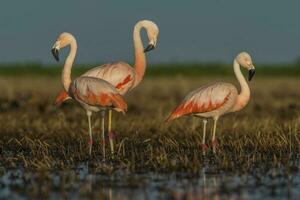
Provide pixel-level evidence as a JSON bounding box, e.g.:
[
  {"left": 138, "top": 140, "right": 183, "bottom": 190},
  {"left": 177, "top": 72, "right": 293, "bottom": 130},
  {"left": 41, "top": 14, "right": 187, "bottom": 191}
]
[
  {"left": 0, "top": 69, "right": 300, "bottom": 174},
  {"left": 1, "top": 63, "right": 300, "bottom": 77}
]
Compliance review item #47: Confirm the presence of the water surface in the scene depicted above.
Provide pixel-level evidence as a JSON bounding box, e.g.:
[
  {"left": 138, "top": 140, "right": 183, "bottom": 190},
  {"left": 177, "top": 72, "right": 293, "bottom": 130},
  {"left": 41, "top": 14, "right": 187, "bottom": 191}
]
[{"left": 0, "top": 163, "right": 299, "bottom": 200}]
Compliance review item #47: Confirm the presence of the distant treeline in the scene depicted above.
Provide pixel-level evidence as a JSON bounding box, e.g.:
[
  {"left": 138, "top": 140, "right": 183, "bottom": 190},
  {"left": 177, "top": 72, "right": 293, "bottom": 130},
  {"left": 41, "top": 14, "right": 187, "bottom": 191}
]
[{"left": 0, "top": 63, "right": 300, "bottom": 76}]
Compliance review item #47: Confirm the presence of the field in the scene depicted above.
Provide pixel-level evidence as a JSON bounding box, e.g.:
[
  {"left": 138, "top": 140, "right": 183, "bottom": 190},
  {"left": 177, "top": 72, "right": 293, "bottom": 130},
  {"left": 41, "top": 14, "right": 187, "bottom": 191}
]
[{"left": 1, "top": 65, "right": 300, "bottom": 199}]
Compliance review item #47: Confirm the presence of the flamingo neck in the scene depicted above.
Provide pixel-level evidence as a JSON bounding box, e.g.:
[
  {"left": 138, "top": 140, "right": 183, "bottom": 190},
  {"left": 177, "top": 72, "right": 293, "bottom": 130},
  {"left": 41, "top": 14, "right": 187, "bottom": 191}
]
[
  {"left": 62, "top": 39, "right": 77, "bottom": 92},
  {"left": 133, "top": 22, "right": 146, "bottom": 87},
  {"left": 231, "top": 59, "right": 250, "bottom": 112}
]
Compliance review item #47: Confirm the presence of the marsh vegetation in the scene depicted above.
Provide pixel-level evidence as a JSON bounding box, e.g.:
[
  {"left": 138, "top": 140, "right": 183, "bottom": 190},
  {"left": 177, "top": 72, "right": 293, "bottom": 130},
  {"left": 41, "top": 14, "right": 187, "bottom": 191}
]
[{"left": 0, "top": 66, "right": 300, "bottom": 199}]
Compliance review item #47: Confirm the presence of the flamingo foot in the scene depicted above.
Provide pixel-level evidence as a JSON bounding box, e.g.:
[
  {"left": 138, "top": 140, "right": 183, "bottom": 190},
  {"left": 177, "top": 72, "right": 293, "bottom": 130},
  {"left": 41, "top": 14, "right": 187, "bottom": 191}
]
[
  {"left": 88, "top": 140, "right": 93, "bottom": 156},
  {"left": 108, "top": 131, "right": 114, "bottom": 140},
  {"left": 211, "top": 140, "right": 219, "bottom": 153},
  {"left": 211, "top": 140, "right": 219, "bottom": 148},
  {"left": 200, "top": 144, "right": 208, "bottom": 151}
]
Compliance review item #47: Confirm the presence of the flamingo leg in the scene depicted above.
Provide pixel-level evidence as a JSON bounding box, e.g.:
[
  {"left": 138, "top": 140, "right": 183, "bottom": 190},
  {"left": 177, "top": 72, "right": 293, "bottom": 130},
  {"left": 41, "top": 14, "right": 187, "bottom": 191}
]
[
  {"left": 87, "top": 111, "right": 93, "bottom": 156},
  {"left": 212, "top": 117, "right": 219, "bottom": 153},
  {"left": 108, "top": 110, "right": 115, "bottom": 159},
  {"left": 201, "top": 119, "right": 208, "bottom": 154},
  {"left": 101, "top": 111, "right": 106, "bottom": 160}
]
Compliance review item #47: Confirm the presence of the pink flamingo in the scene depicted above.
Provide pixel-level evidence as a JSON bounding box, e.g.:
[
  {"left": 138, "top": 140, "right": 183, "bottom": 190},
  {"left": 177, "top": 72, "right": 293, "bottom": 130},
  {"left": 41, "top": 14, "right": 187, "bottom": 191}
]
[
  {"left": 51, "top": 33, "right": 127, "bottom": 157},
  {"left": 55, "top": 20, "right": 159, "bottom": 156},
  {"left": 165, "top": 52, "right": 256, "bottom": 152}
]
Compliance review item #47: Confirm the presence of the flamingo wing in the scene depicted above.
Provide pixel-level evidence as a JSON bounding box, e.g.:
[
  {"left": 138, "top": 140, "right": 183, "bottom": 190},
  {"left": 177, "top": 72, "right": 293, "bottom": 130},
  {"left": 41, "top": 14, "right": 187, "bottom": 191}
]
[
  {"left": 82, "top": 62, "right": 135, "bottom": 95},
  {"left": 54, "top": 90, "right": 71, "bottom": 106},
  {"left": 71, "top": 77, "right": 127, "bottom": 113},
  {"left": 166, "top": 83, "right": 235, "bottom": 122},
  {"left": 55, "top": 62, "right": 135, "bottom": 106}
]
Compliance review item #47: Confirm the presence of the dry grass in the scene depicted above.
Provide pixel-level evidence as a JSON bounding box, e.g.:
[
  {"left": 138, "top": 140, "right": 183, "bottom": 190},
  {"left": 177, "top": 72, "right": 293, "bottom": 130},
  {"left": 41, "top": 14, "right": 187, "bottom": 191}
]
[{"left": 0, "top": 75, "right": 300, "bottom": 173}]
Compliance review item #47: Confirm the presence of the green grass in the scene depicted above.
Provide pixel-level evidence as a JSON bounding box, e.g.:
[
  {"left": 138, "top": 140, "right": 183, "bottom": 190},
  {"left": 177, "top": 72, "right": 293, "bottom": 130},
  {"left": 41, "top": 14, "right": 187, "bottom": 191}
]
[{"left": 1, "top": 63, "right": 300, "bottom": 77}]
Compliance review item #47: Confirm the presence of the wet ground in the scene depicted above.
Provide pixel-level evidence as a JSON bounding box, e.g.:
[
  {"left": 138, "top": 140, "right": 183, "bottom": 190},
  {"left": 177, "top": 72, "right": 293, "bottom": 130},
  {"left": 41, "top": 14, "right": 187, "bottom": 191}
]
[
  {"left": 1, "top": 76, "right": 300, "bottom": 199},
  {"left": 1, "top": 163, "right": 299, "bottom": 200}
]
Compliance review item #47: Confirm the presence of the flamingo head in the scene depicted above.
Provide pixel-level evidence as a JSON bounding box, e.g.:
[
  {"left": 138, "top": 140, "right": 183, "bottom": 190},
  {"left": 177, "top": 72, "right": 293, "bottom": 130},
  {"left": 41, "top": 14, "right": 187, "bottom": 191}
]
[
  {"left": 236, "top": 52, "right": 256, "bottom": 81},
  {"left": 141, "top": 20, "right": 159, "bottom": 53},
  {"left": 51, "top": 32, "right": 75, "bottom": 62}
]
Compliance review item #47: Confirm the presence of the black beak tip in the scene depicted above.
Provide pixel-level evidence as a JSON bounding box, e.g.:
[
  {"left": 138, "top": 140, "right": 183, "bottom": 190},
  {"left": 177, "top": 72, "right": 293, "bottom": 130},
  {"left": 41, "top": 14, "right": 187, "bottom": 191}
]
[
  {"left": 51, "top": 48, "right": 59, "bottom": 62},
  {"left": 248, "top": 69, "right": 256, "bottom": 81},
  {"left": 144, "top": 44, "right": 155, "bottom": 53}
]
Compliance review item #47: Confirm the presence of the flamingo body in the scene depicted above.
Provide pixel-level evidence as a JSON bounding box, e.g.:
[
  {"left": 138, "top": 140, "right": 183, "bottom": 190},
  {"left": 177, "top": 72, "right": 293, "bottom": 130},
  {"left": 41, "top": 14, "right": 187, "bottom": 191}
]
[
  {"left": 70, "top": 76, "right": 127, "bottom": 113},
  {"left": 55, "top": 62, "right": 136, "bottom": 105},
  {"left": 83, "top": 62, "right": 136, "bottom": 95},
  {"left": 54, "top": 62, "right": 135, "bottom": 106},
  {"left": 166, "top": 82, "right": 238, "bottom": 122},
  {"left": 166, "top": 52, "right": 256, "bottom": 152}
]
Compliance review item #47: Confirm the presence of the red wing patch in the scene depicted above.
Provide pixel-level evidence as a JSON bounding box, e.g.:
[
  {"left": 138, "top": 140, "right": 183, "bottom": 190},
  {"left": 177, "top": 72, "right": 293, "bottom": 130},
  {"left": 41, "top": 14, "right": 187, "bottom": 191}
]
[
  {"left": 55, "top": 91, "right": 70, "bottom": 106},
  {"left": 109, "top": 93, "right": 128, "bottom": 113},
  {"left": 116, "top": 75, "right": 133, "bottom": 90},
  {"left": 165, "top": 92, "right": 231, "bottom": 122},
  {"left": 73, "top": 87, "right": 127, "bottom": 113}
]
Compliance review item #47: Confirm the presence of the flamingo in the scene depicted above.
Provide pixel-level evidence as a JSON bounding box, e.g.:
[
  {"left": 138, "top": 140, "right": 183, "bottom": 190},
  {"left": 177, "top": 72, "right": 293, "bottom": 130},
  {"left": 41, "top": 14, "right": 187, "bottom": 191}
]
[
  {"left": 55, "top": 20, "right": 159, "bottom": 157},
  {"left": 165, "top": 52, "right": 256, "bottom": 152},
  {"left": 51, "top": 32, "right": 127, "bottom": 158}
]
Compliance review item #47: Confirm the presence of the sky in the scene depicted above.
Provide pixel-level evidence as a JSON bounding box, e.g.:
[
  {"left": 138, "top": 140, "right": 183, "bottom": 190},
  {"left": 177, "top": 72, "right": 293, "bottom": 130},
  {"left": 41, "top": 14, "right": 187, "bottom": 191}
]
[{"left": 0, "top": 0, "right": 299, "bottom": 65}]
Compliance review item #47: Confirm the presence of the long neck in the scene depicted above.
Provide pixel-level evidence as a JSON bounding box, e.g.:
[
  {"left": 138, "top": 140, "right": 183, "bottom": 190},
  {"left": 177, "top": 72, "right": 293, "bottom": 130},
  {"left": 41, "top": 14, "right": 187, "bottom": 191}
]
[
  {"left": 231, "top": 59, "right": 250, "bottom": 112},
  {"left": 62, "top": 39, "right": 77, "bottom": 92},
  {"left": 133, "top": 23, "right": 146, "bottom": 86}
]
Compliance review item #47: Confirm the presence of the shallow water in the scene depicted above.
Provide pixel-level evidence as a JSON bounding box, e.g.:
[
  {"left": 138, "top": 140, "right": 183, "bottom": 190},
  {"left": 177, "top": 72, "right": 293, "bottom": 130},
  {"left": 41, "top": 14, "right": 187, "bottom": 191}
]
[{"left": 0, "top": 163, "right": 299, "bottom": 200}]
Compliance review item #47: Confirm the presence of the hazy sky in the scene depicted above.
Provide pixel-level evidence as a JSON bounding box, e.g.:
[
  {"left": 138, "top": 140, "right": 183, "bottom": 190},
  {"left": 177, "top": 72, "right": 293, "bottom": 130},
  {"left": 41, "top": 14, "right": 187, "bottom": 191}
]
[{"left": 0, "top": 0, "right": 299, "bottom": 64}]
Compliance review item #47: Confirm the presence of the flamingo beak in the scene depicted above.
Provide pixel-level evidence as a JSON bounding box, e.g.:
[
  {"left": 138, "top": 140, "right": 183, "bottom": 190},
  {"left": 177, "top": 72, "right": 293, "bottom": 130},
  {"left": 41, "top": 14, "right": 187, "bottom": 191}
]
[
  {"left": 248, "top": 67, "right": 255, "bottom": 81},
  {"left": 51, "top": 48, "right": 59, "bottom": 62},
  {"left": 144, "top": 44, "right": 155, "bottom": 53}
]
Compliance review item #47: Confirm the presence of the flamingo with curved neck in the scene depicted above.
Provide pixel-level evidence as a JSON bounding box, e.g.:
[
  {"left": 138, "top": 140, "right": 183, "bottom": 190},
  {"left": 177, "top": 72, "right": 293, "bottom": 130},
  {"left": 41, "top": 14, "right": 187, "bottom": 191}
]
[
  {"left": 166, "top": 52, "right": 256, "bottom": 153},
  {"left": 230, "top": 59, "right": 251, "bottom": 112},
  {"left": 132, "top": 20, "right": 157, "bottom": 86},
  {"left": 54, "top": 20, "right": 159, "bottom": 158},
  {"left": 52, "top": 33, "right": 127, "bottom": 158},
  {"left": 81, "top": 20, "right": 159, "bottom": 94},
  {"left": 59, "top": 34, "right": 77, "bottom": 92}
]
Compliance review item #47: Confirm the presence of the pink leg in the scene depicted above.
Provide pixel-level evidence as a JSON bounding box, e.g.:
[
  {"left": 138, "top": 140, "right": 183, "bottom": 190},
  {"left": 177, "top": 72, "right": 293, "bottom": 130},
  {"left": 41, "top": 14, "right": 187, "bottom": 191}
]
[
  {"left": 211, "top": 140, "right": 219, "bottom": 148},
  {"left": 200, "top": 143, "right": 208, "bottom": 151},
  {"left": 212, "top": 117, "right": 219, "bottom": 153},
  {"left": 108, "top": 131, "right": 114, "bottom": 140},
  {"left": 201, "top": 119, "right": 208, "bottom": 154},
  {"left": 101, "top": 139, "right": 105, "bottom": 145},
  {"left": 108, "top": 110, "right": 115, "bottom": 159},
  {"left": 101, "top": 111, "right": 106, "bottom": 160},
  {"left": 87, "top": 112, "right": 93, "bottom": 156}
]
